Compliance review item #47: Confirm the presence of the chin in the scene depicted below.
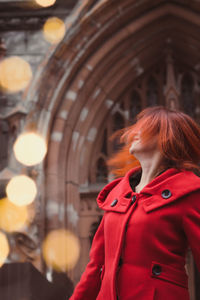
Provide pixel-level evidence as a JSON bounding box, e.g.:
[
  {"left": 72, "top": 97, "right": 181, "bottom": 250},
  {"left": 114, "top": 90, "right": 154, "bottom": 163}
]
[{"left": 129, "top": 145, "right": 143, "bottom": 156}]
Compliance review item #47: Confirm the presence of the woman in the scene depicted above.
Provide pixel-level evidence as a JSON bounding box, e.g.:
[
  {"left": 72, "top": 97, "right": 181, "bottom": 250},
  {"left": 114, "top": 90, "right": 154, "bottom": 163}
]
[{"left": 69, "top": 106, "right": 200, "bottom": 300}]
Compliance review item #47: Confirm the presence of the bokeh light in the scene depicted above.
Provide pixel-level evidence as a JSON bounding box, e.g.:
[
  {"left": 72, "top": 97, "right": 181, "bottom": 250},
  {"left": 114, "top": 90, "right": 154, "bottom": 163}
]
[
  {"left": 35, "top": 0, "right": 56, "bottom": 7},
  {"left": 0, "top": 198, "right": 29, "bottom": 232},
  {"left": 0, "top": 56, "right": 32, "bottom": 93},
  {"left": 13, "top": 132, "right": 47, "bottom": 166},
  {"left": 43, "top": 17, "right": 66, "bottom": 44},
  {"left": 42, "top": 229, "right": 80, "bottom": 272},
  {"left": 0, "top": 232, "right": 9, "bottom": 267},
  {"left": 6, "top": 175, "right": 37, "bottom": 206}
]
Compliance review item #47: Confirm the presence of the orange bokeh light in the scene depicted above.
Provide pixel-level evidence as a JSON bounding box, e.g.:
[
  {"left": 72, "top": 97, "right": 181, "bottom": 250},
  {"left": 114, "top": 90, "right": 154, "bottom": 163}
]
[
  {"left": 43, "top": 17, "right": 66, "bottom": 44},
  {"left": 0, "top": 232, "right": 9, "bottom": 267},
  {"left": 0, "top": 56, "right": 32, "bottom": 93},
  {"left": 42, "top": 229, "right": 80, "bottom": 272},
  {"left": 0, "top": 198, "right": 29, "bottom": 232}
]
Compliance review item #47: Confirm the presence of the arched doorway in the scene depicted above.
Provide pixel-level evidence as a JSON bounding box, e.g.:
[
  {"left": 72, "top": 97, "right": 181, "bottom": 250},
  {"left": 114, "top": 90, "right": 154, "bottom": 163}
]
[{"left": 21, "top": 1, "right": 200, "bottom": 298}]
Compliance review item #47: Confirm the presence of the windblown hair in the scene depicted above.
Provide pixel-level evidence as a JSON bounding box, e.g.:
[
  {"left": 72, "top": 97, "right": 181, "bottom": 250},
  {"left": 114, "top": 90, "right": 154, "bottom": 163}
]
[{"left": 107, "top": 106, "right": 200, "bottom": 177}]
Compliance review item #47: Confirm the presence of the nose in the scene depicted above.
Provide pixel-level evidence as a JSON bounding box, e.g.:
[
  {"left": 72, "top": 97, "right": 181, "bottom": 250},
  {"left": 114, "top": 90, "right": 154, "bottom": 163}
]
[{"left": 134, "top": 130, "right": 141, "bottom": 140}]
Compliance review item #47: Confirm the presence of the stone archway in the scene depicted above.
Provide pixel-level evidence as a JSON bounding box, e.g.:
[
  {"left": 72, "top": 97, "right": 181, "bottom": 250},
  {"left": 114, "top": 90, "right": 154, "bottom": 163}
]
[{"left": 22, "top": 0, "right": 200, "bottom": 293}]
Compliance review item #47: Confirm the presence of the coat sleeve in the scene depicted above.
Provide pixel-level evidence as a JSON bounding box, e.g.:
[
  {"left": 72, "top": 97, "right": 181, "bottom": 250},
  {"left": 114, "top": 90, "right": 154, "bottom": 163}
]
[
  {"left": 182, "top": 191, "right": 200, "bottom": 272},
  {"left": 69, "top": 214, "right": 105, "bottom": 300}
]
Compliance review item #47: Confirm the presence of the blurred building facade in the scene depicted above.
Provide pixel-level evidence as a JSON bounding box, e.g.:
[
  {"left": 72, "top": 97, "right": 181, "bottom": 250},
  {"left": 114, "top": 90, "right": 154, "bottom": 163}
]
[{"left": 0, "top": 0, "right": 200, "bottom": 299}]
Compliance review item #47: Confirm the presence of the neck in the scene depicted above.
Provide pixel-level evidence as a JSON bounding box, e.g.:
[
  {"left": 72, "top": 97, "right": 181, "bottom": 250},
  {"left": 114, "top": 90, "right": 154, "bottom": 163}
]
[{"left": 135, "top": 151, "right": 165, "bottom": 192}]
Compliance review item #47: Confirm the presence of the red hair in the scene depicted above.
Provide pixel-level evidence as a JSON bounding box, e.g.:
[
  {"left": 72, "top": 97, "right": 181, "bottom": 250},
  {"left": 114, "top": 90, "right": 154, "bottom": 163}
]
[{"left": 107, "top": 106, "right": 200, "bottom": 177}]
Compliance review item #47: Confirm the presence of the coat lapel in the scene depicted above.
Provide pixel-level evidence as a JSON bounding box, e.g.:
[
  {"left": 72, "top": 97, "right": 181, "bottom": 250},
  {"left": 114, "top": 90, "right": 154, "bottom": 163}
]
[
  {"left": 97, "top": 167, "right": 200, "bottom": 214},
  {"left": 97, "top": 168, "right": 139, "bottom": 213},
  {"left": 141, "top": 169, "right": 200, "bottom": 213}
]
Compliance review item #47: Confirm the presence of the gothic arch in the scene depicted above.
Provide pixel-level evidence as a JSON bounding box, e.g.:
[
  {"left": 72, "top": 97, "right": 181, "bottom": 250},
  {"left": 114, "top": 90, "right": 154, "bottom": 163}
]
[{"left": 21, "top": 0, "right": 200, "bottom": 284}]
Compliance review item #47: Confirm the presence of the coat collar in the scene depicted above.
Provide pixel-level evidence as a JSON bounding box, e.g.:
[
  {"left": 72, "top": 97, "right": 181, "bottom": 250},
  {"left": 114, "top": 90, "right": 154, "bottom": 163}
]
[{"left": 97, "top": 167, "right": 200, "bottom": 213}]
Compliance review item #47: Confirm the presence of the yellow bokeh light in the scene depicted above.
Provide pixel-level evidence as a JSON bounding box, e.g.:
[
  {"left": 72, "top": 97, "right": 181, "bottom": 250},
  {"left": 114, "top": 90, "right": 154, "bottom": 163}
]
[
  {"left": 43, "top": 17, "right": 66, "bottom": 44},
  {"left": 0, "top": 232, "right": 9, "bottom": 267},
  {"left": 0, "top": 56, "right": 32, "bottom": 93},
  {"left": 0, "top": 198, "right": 29, "bottom": 232},
  {"left": 13, "top": 132, "right": 47, "bottom": 166},
  {"left": 42, "top": 229, "right": 80, "bottom": 272},
  {"left": 6, "top": 175, "right": 37, "bottom": 206},
  {"left": 35, "top": 0, "right": 56, "bottom": 7}
]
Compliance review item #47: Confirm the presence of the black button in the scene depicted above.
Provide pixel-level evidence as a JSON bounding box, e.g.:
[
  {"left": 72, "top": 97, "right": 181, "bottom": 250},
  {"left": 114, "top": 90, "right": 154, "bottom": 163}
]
[
  {"left": 131, "top": 195, "right": 137, "bottom": 204},
  {"left": 161, "top": 189, "right": 172, "bottom": 199},
  {"left": 152, "top": 264, "right": 162, "bottom": 276},
  {"left": 110, "top": 199, "right": 118, "bottom": 207}
]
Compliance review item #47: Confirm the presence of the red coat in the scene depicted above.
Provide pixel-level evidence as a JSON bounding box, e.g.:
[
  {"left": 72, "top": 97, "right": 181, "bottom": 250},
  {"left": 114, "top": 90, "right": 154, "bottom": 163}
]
[{"left": 70, "top": 167, "right": 200, "bottom": 300}]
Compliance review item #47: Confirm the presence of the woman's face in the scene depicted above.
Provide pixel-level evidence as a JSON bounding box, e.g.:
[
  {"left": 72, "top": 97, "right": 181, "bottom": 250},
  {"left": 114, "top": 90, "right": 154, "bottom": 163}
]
[{"left": 129, "top": 130, "right": 159, "bottom": 155}]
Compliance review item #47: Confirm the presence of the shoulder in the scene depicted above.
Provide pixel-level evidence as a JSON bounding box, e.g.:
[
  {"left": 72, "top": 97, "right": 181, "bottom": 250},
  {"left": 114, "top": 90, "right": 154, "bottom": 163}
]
[
  {"left": 97, "top": 177, "right": 123, "bottom": 206},
  {"left": 180, "top": 173, "right": 200, "bottom": 213},
  {"left": 165, "top": 169, "right": 200, "bottom": 197},
  {"left": 96, "top": 167, "right": 142, "bottom": 210},
  {"left": 96, "top": 167, "right": 141, "bottom": 206}
]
